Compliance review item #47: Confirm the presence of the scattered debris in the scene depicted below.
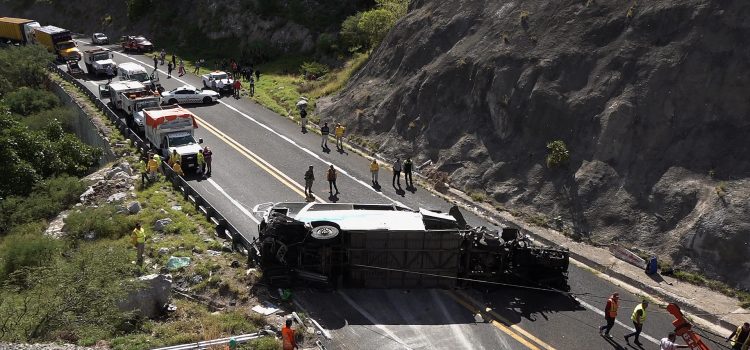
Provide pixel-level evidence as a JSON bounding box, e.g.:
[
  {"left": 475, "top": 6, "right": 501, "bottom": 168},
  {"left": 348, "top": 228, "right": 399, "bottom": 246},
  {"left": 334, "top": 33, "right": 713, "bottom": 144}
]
[
  {"left": 251, "top": 303, "right": 280, "bottom": 316},
  {"left": 119, "top": 274, "right": 172, "bottom": 319},
  {"left": 166, "top": 256, "right": 191, "bottom": 270}
]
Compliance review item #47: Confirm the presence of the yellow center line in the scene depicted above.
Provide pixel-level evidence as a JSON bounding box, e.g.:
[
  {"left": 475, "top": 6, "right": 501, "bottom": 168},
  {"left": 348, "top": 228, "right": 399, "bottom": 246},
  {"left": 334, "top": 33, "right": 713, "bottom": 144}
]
[
  {"left": 193, "top": 114, "right": 326, "bottom": 202},
  {"left": 446, "top": 291, "right": 542, "bottom": 350}
]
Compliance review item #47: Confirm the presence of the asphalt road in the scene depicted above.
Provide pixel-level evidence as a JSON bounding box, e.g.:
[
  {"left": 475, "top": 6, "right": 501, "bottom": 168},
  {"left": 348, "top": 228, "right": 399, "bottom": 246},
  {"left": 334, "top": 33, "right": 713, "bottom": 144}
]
[{"left": 64, "top": 39, "right": 729, "bottom": 350}]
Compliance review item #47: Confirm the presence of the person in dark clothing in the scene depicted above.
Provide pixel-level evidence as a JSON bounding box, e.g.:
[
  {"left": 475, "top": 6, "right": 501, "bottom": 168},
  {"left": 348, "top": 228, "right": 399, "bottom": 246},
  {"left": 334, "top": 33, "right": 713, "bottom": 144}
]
[
  {"left": 255, "top": 69, "right": 260, "bottom": 81},
  {"left": 304, "top": 165, "right": 315, "bottom": 199},
  {"left": 249, "top": 76, "right": 255, "bottom": 97},
  {"left": 320, "top": 123, "right": 330, "bottom": 149},
  {"left": 327, "top": 164, "right": 339, "bottom": 195},
  {"left": 403, "top": 157, "right": 413, "bottom": 188},
  {"left": 727, "top": 322, "right": 750, "bottom": 350},
  {"left": 624, "top": 300, "right": 649, "bottom": 346},
  {"left": 171, "top": 53, "right": 176, "bottom": 68},
  {"left": 598, "top": 293, "right": 619, "bottom": 338},
  {"left": 153, "top": 56, "right": 158, "bottom": 70},
  {"left": 167, "top": 62, "right": 173, "bottom": 78}
]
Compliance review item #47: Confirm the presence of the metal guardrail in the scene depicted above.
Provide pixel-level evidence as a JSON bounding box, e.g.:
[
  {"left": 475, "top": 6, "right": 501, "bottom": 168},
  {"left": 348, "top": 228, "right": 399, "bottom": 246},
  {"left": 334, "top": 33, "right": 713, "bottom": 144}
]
[
  {"left": 150, "top": 332, "right": 263, "bottom": 350},
  {"left": 49, "top": 64, "right": 254, "bottom": 255}
]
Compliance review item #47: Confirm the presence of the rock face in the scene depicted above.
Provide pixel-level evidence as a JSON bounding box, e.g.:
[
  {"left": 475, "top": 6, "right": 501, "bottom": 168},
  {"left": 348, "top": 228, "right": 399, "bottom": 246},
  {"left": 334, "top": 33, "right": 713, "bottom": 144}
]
[
  {"left": 119, "top": 274, "right": 172, "bottom": 319},
  {"left": 317, "top": 0, "right": 750, "bottom": 287}
]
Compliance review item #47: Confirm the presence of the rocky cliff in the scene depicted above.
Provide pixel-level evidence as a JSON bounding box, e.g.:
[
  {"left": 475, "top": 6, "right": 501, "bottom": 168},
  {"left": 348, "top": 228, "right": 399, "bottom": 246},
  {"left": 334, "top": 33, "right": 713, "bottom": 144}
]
[{"left": 317, "top": 0, "right": 750, "bottom": 287}]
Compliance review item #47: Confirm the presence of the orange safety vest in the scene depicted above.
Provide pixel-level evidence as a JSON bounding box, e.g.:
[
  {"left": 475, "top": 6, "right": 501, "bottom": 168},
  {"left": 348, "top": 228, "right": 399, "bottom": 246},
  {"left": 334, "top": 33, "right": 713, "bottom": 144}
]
[
  {"left": 281, "top": 326, "right": 296, "bottom": 350},
  {"left": 606, "top": 298, "right": 618, "bottom": 318}
]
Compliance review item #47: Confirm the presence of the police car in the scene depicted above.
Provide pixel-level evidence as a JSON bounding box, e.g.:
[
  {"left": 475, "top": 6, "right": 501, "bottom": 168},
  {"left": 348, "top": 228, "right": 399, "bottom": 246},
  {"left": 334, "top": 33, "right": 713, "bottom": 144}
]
[{"left": 161, "top": 85, "right": 219, "bottom": 105}]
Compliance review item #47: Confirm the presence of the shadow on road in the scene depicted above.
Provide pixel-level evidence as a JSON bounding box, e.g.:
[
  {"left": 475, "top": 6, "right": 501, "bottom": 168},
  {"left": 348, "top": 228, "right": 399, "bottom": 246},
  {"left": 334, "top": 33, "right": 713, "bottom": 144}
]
[{"left": 470, "top": 285, "right": 584, "bottom": 325}]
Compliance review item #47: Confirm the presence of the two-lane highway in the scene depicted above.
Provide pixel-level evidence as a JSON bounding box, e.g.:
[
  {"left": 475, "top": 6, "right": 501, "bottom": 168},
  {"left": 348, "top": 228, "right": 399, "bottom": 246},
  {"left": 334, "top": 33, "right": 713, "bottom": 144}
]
[{"left": 66, "top": 39, "right": 728, "bottom": 349}]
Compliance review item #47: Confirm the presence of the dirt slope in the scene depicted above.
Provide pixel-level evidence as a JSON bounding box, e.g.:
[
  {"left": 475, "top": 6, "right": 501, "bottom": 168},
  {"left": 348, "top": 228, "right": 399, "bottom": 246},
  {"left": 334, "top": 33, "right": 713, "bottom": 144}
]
[{"left": 317, "top": 0, "right": 750, "bottom": 287}]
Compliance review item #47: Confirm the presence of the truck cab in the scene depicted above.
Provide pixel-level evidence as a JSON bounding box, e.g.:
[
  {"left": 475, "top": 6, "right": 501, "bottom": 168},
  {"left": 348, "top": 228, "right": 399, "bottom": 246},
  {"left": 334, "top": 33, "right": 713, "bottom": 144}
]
[
  {"left": 118, "top": 62, "right": 162, "bottom": 92},
  {"left": 82, "top": 48, "right": 116, "bottom": 76},
  {"left": 143, "top": 106, "right": 202, "bottom": 171},
  {"left": 33, "top": 25, "right": 80, "bottom": 61}
]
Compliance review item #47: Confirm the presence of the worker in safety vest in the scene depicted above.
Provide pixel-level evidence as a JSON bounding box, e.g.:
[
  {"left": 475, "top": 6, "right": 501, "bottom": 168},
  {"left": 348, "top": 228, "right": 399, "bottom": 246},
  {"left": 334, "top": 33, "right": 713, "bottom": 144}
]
[
  {"left": 130, "top": 222, "right": 146, "bottom": 267},
  {"left": 169, "top": 150, "right": 180, "bottom": 167},
  {"left": 624, "top": 300, "right": 649, "bottom": 346},
  {"left": 334, "top": 123, "right": 345, "bottom": 150},
  {"left": 598, "top": 292, "right": 619, "bottom": 338},
  {"left": 173, "top": 160, "right": 185, "bottom": 177},
  {"left": 197, "top": 149, "right": 205, "bottom": 176},
  {"left": 727, "top": 322, "right": 750, "bottom": 350},
  {"left": 281, "top": 318, "right": 298, "bottom": 350},
  {"left": 148, "top": 154, "right": 159, "bottom": 176},
  {"left": 153, "top": 153, "right": 162, "bottom": 174}
]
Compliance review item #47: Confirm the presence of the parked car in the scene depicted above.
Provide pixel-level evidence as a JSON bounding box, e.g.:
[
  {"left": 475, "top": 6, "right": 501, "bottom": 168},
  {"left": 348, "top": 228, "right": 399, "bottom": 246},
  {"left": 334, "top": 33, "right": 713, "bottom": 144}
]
[
  {"left": 201, "top": 71, "right": 234, "bottom": 94},
  {"left": 120, "top": 35, "right": 153, "bottom": 52},
  {"left": 161, "top": 85, "right": 219, "bottom": 105},
  {"left": 91, "top": 32, "right": 109, "bottom": 45}
]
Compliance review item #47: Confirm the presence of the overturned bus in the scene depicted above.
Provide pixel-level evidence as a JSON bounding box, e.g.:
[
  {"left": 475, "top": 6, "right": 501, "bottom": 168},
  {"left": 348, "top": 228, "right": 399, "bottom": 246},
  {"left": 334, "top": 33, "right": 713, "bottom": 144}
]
[{"left": 250, "top": 202, "right": 569, "bottom": 290}]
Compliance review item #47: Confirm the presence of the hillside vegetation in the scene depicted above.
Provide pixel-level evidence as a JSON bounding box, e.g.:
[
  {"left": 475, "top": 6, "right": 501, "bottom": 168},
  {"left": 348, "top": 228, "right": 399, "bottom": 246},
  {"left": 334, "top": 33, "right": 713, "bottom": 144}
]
[{"left": 317, "top": 0, "right": 750, "bottom": 288}]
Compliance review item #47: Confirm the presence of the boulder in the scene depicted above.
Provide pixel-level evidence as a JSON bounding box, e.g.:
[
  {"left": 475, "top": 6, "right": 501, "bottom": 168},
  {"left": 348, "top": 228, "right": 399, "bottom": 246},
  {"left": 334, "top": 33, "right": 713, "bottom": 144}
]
[
  {"left": 118, "top": 161, "right": 133, "bottom": 176},
  {"left": 119, "top": 274, "right": 172, "bottom": 319},
  {"left": 106, "top": 192, "right": 127, "bottom": 203},
  {"left": 127, "top": 201, "right": 142, "bottom": 214},
  {"left": 105, "top": 168, "right": 125, "bottom": 180},
  {"left": 154, "top": 218, "right": 173, "bottom": 232},
  {"left": 79, "top": 186, "right": 95, "bottom": 203},
  {"left": 158, "top": 247, "right": 170, "bottom": 256}
]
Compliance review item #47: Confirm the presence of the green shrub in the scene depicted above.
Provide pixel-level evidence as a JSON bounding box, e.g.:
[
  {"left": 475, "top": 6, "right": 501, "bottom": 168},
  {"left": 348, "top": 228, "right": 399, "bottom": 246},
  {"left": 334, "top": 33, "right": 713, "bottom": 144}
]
[
  {"left": 4, "top": 87, "right": 59, "bottom": 116},
  {"left": 0, "top": 45, "right": 53, "bottom": 94},
  {"left": 241, "top": 337, "right": 282, "bottom": 350},
  {"left": 300, "top": 61, "right": 330, "bottom": 79},
  {"left": 21, "top": 107, "right": 75, "bottom": 132},
  {"left": 64, "top": 205, "right": 134, "bottom": 241},
  {"left": 0, "top": 232, "right": 61, "bottom": 280},
  {"left": 0, "top": 175, "right": 87, "bottom": 234},
  {"left": 546, "top": 140, "right": 570, "bottom": 168}
]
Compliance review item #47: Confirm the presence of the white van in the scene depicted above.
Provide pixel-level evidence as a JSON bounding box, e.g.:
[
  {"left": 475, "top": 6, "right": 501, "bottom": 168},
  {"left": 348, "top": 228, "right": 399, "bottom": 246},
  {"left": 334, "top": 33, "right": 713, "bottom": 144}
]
[{"left": 117, "top": 62, "right": 162, "bottom": 91}]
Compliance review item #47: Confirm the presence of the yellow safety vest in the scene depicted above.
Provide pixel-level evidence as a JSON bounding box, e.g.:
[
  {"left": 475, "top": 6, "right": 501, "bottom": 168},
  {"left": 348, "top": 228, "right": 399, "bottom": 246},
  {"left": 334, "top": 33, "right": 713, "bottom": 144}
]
[
  {"left": 197, "top": 152, "right": 205, "bottom": 165},
  {"left": 148, "top": 159, "right": 158, "bottom": 172},
  {"left": 170, "top": 152, "right": 180, "bottom": 165},
  {"left": 131, "top": 227, "right": 145, "bottom": 245},
  {"left": 370, "top": 162, "right": 379, "bottom": 172},
  {"left": 153, "top": 154, "right": 162, "bottom": 166},
  {"left": 631, "top": 304, "right": 647, "bottom": 323}
]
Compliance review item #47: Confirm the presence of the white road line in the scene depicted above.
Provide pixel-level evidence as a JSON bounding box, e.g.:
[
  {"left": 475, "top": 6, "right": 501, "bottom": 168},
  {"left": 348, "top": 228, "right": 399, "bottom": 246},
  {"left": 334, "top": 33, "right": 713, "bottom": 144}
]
[
  {"left": 431, "top": 289, "right": 479, "bottom": 349},
  {"left": 338, "top": 290, "right": 414, "bottom": 350},
  {"left": 206, "top": 178, "right": 259, "bottom": 224},
  {"left": 79, "top": 40, "right": 409, "bottom": 209},
  {"left": 575, "top": 297, "right": 659, "bottom": 345}
]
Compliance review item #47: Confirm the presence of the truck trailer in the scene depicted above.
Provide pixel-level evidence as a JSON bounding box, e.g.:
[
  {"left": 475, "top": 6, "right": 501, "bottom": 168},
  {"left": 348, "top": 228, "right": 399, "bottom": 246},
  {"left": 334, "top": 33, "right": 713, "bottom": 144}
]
[
  {"left": 100, "top": 80, "right": 161, "bottom": 132},
  {"left": 0, "top": 17, "right": 40, "bottom": 44},
  {"left": 143, "top": 105, "right": 202, "bottom": 171},
  {"left": 33, "top": 25, "right": 80, "bottom": 61}
]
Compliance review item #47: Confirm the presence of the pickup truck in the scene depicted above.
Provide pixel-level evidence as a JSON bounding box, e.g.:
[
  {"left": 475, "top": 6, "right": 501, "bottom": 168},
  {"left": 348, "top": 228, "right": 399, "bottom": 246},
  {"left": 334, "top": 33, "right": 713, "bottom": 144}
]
[
  {"left": 201, "top": 71, "right": 234, "bottom": 94},
  {"left": 120, "top": 35, "right": 153, "bottom": 52}
]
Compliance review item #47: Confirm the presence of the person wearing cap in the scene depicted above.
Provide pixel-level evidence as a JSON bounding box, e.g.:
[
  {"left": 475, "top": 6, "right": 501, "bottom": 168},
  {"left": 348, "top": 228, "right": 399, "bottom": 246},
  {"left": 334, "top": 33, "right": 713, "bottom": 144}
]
[
  {"left": 281, "top": 318, "right": 298, "bottom": 350},
  {"left": 727, "top": 322, "right": 750, "bottom": 350},
  {"left": 599, "top": 292, "right": 619, "bottom": 338},
  {"left": 660, "top": 332, "right": 690, "bottom": 350},
  {"left": 624, "top": 299, "right": 649, "bottom": 345},
  {"left": 304, "top": 165, "right": 315, "bottom": 199}
]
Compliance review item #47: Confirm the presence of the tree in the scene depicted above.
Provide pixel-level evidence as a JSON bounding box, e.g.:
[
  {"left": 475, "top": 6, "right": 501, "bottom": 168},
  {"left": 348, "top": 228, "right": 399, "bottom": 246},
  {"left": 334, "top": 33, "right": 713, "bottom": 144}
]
[
  {"left": 358, "top": 8, "right": 396, "bottom": 49},
  {"left": 0, "top": 46, "right": 53, "bottom": 94}
]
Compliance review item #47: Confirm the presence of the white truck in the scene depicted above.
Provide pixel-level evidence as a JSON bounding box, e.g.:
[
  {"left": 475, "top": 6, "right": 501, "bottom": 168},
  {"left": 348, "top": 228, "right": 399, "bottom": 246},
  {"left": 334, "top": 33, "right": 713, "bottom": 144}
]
[
  {"left": 99, "top": 80, "right": 162, "bottom": 132},
  {"left": 201, "top": 71, "right": 234, "bottom": 94},
  {"left": 143, "top": 105, "right": 202, "bottom": 172},
  {"left": 82, "top": 48, "right": 116, "bottom": 76},
  {"left": 117, "top": 62, "right": 163, "bottom": 92}
]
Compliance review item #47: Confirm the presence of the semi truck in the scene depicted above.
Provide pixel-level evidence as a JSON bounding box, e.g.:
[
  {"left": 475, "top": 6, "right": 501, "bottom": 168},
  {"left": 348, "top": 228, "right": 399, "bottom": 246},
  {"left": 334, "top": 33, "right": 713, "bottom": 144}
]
[
  {"left": 143, "top": 105, "right": 202, "bottom": 171},
  {"left": 0, "top": 17, "right": 40, "bottom": 44},
  {"left": 99, "top": 80, "right": 161, "bottom": 133},
  {"left": 82, "top": 48, "right": 116, "bottom": 76},
  {"left": 33, "top": 25, "right": 80, "bottom": 61}
]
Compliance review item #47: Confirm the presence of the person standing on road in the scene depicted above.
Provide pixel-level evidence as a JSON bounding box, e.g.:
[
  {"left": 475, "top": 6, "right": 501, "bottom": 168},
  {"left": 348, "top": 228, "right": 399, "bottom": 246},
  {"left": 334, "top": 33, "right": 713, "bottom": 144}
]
[
  {"left": 624, "top": 300, "right": 649, "bottom": 346},
  {"left": 281, "top": 318, "right": 298, "bottom": 350},
  {"left": 327, "top": 164, "right": 339, "bottom": 195},
  {"left": 392, "top": 157, "right": 402, "bottom": 189},
  {"left": 334, "top": 123, "right": 345, "bottom": 150},
  {"left": 153, "top": 55, "right": 158, "bottom": 70},
  {"left": 727, "top": 322, "right": 750, "bottom": 350},
  {"left": 320, "top": 123, "right": 330, "bottom": 149},
  {"left": 159, "top": 49, "right": 166, "bottom": 65},
  {"left": 299, "top": 108, "right": 307, "bottom": 132},
  {"left": 249, "top": 76, "right": 255, "bottom": 96},
  {"left": 196, "top": 149, "right": 205, "bottom": 176},
  {"left": 171, "top": 53, "right": 176, "bottom": 68},
  {"left": 106, "top": 64, "right": 114, "bottom": 83},
  {"left": 203, "top": 146, "right": 213, "bottom": 176},
  {"left": 660, "top": 332, "right": 690, "bottom": 350},
  {"left": 233, "top": 79, "right": 241, "bottom": 99},
  {"left": 403, "top": 157, "right": 413, "bottom": 188},
  {"left": 598, "top": 293, "right": 619, "bottom": 338},
  {"left": 131, "top": 222, "right": 146, "bottom": 267},
  {"left": 167, "top": 62, "right": 173, "bottom": 78},
  {"left": 304, "top": 165, "right": 315, "bottom": 199},
  {"left": 194, "top": 59, "right": 203, "bottom": 74},
  {"left": 178, "top": 59, "right": 185, "bottom": 76},
  {"left": 370, "top": 159, "right": 379, "bottom": 185}
]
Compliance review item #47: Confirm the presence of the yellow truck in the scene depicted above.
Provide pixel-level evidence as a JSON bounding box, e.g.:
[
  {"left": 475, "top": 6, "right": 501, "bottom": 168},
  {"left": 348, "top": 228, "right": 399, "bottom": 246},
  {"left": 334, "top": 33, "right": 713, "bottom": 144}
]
[
  {"left": 0, "top": 17, "right": 40, "bottom": 44},
  {"left": 33, "top": 25, "right": 81, "bottom": 61}
]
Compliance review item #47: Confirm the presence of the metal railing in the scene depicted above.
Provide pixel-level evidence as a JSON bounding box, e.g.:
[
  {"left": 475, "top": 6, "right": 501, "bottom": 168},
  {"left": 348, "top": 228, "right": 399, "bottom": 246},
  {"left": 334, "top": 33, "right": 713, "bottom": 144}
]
[{"left": 49, "top": 64, "right": 254, "bottom": 254}]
